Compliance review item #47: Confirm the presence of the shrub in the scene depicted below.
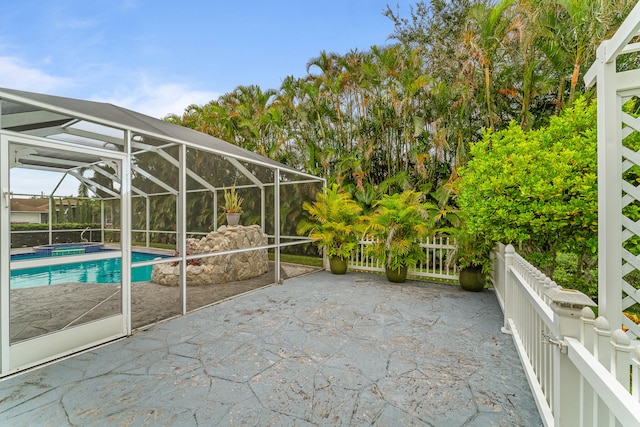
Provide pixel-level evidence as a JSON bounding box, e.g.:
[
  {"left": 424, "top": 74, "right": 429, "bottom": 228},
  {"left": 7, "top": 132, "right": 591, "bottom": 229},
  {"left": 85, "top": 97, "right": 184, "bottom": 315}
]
[{"left": 457, "top": 98, "right": 597, "bottom": 277}]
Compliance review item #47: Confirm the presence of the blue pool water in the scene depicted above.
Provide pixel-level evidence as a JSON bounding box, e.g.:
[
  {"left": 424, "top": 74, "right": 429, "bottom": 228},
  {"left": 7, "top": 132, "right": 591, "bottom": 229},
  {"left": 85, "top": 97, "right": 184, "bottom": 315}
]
[
  {"left": 11, "top": 247, "right": 114, "bottom": 261},
  {"left": 10, "top": 252, "right": 166, "bottom": 289}
]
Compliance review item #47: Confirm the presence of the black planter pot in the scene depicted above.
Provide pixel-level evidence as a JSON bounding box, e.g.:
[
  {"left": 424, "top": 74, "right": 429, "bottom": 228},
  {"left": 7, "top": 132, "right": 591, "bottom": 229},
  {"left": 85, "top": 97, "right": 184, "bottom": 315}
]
[
  {"left": 329, "top": 256, "right": 348, "bottom": 274},
  {"left": 459, "top": 265, "right": 486, "bottom": 291},
  {"left": 385, "top": 265, "right": 408, "bottom": 283}
]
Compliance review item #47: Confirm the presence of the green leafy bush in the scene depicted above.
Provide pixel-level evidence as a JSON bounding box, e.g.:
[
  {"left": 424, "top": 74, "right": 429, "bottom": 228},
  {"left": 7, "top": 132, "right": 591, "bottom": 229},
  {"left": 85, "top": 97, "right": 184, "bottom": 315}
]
[
  {"left": 553, "top": 252, "right": 597, "bottom": 300},
  {"left": 457, "top": 98, "right": 597, "bottom": 277}
]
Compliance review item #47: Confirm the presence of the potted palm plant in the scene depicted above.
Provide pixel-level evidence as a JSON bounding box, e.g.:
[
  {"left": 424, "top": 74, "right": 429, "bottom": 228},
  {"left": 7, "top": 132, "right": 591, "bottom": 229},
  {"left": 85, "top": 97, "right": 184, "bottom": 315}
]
[
  {"left": 365, "top": 190, "right": 430, "bottom": 283},
  {"left": 453, "top": 225, "right": 492, "bottom": 291},
  {"left": 297, "top": 184, "right": 363, "bottom": 274},
  {"left": 222, "top": 183, "right": 243, "bottom": 226}
]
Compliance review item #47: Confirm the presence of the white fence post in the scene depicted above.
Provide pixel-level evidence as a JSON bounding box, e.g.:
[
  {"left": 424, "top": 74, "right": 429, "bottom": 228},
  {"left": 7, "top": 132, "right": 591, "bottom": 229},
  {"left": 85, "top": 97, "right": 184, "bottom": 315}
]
[
  {"left": 491, "top": 243, "right": 506, "bottom": 311},
  {"left": 611, "top": 329, "right": 632, "bottom": 389},
  {"left": 545, "top": 287, "right": 597, "bottom": 426},
  {"left": 633, "top": 346, "right": 640, "bottom": 403},
  {"left": 594, "top": 317, "right": 612, "bottom": 369},
  {"left": 593, "top": 316, "right": 613, "bottom": 425},
  {"left": 347, "top": 236, "right": 459, "bottom": 282},
  {"left": 501, "top": 244, "right": 515, "bottom": 334},
  {"left": 580, "top": 307, "right": 596, "bottom": 427}
]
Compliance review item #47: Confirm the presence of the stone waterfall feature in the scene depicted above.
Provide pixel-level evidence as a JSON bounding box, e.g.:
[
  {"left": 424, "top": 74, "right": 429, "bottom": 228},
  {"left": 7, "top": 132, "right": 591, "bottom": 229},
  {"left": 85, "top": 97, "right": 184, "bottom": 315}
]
[{"left": 151, "top": 225, "right": 269, "bottom": 286}]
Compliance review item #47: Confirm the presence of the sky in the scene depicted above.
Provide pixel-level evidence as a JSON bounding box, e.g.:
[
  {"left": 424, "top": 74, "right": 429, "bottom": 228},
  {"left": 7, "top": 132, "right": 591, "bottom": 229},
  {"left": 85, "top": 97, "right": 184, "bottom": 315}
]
[
  {"left": 1, "top": 0, "right": 414, "bottom": 119},
  {"left": 3, "top": 0, "right": 415, "bottom": 196}
]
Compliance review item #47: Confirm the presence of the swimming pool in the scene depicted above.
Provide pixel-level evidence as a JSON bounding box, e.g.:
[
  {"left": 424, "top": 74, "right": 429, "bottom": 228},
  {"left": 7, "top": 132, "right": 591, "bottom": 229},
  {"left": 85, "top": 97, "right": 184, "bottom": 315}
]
[
  {"left": 11, "top": 244, "right": 110, "bottom": 261},
  {"left": 33, "top": 242, "right": 104, "bottom": 257},
  {"left": 10, "top": 252, "right": 166, "bottom": 289}
]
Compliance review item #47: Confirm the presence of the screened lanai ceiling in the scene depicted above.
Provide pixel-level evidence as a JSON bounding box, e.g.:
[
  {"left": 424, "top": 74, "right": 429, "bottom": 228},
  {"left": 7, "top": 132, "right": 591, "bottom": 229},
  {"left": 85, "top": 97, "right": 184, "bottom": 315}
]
[{"left": 1, "top": 87, "right": 304, "bottom": 197}]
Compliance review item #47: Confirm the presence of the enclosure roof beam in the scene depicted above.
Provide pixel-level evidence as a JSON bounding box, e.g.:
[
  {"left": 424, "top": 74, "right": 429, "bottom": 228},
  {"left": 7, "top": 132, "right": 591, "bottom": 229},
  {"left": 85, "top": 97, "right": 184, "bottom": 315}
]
[
  {"left": 0, "top": 87, "right": 314, "bottom": 178},
  {"left": 152, "top": 148, "right": 219, "bottom": 193},
  {"left": 21, "top": 126, "right": 65, "bottom": 138},
  {"left": 131, "top": 140, "right": 218, "bottom": 192},
  {"left": 50, "top": 171, "right": 69, "bottom": 197},
  {"left": 131, "top": 139, "right": 177, "bottom": 155},
  {"left": 1, "top": 110, "right": 72, "bottom": 129},
  {"left": 131, "top": 164, "right": 178, "bottom": 195},
  {"left": 20, "top": 154, "right": 87, "bottom": 169},
  {"left": 90, "top": 164, "right": 147, "bottom": 197},
  {"left": 68, "top": 170, "right": 119, "bottom": 198},
  {"left": 9, "top": 146, "right": 37, "bottom": 168},
  {"left": 63, "top": 127, "right": 124, "bottom": 147},
  {"left": 225, "top": 157, "right": 264, "bottom": 188}
]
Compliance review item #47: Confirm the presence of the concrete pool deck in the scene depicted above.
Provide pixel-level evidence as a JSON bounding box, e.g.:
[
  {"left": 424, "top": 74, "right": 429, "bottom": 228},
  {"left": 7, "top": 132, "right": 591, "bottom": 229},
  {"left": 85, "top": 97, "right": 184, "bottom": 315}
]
[
  {"left": 0, "top": 270, "right": 542, "bottom": 426},
  {"left": 9, "top": 262, "right": 319, "bottom": 342}
]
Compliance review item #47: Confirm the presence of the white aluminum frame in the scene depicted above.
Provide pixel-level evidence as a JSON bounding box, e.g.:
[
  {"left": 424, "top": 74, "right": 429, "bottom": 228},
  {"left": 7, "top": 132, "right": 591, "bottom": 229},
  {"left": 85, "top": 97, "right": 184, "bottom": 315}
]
[
  {"left": 0, "top": 89, "right": 325, "bottom": 378},
  {"left": 1, "top": 133, "right": 128, "bottom": 375}
]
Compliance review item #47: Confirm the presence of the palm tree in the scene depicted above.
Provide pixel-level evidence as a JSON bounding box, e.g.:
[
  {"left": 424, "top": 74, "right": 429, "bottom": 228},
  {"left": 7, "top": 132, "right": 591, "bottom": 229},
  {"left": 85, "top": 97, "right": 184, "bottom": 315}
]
[
  {"left": 297, "top": 184, "right": 363, "bottom": 272},
  {"left": 537, "top": 0, "right": 636, "bottom": 108},
  {"left": 462, "top": 0, "right": 515, "bottom": 131}
]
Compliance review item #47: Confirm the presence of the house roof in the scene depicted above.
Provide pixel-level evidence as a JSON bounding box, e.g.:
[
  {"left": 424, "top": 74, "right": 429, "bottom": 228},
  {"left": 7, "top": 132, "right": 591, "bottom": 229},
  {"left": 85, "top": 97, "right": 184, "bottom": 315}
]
[{"left": 11, "top": 198, "right": 49, "bottom": 213}]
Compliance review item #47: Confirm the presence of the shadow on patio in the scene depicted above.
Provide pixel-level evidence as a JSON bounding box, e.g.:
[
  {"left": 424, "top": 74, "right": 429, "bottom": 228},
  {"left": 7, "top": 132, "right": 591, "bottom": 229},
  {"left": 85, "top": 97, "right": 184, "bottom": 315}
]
[{"left": 0, "top": 270, "right": 542, "bottom": 426}]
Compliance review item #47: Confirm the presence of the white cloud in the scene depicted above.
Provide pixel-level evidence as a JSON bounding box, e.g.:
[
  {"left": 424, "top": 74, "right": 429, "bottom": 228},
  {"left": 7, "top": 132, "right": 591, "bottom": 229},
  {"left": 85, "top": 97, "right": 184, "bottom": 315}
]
[
  {"left": 58, "top": 18, "right": 98, "bottom": 30},
  {"left": 93, "top": 80, "right": 220, "bottom": 119},
  {"left": 120, "top": 0, "right": 138, "bottom": 10},
  {"left": 0, "top": 56, "right": 72, "bottom": 93},
  {"left": 0, "top": 52, "right": 224, "bottom": 123},
  {"left": 0, "top": 55, "right": 218, "bottom": 120}
]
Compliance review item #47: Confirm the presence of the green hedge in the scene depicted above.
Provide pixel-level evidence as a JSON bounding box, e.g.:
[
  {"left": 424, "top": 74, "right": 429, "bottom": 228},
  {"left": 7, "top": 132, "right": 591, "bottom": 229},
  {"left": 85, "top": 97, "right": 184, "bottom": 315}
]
[
  {"left": 11, "top": 223, "right": 102, "bottom": 248},
  {"left": 11, "top": 222, "right": 101, "bottom": 232}
]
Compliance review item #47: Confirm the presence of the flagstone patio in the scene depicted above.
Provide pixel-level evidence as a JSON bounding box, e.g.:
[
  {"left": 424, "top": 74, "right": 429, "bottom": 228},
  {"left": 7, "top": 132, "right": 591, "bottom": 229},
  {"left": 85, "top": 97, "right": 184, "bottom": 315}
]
[{"left": 0, "top": 270, "right": 542, "bottom": 426}]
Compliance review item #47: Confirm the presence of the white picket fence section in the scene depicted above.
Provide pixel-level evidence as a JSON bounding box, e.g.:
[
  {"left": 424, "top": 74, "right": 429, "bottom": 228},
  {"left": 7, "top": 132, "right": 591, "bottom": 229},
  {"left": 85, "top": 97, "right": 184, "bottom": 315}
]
[
  {"left": 348, "top": 236, "right": 458, "bottom": 281},
  {"left": 493, "top": 243, "right": 640, "bottom": 426}
]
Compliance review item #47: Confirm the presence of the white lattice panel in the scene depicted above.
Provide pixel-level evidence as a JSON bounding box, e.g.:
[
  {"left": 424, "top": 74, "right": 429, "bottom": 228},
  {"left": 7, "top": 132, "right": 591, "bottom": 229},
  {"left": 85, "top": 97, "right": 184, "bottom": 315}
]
[
  {"left": 620, "top": 103, "right": 640, "bottom": 338},
  {"left": 587, "top": 9, "right": 640, "bottom": 339}
]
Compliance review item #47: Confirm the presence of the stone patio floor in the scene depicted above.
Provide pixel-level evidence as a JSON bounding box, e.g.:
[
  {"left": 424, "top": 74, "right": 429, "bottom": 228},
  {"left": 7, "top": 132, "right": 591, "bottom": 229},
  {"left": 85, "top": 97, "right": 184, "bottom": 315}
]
[{"left": 0, "top": 270, "right": 542, "bottom": 426}]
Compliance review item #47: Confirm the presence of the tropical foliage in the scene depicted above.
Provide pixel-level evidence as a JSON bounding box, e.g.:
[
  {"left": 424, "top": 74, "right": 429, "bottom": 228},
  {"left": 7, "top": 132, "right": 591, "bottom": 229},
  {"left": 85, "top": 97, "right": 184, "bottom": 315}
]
[
  {"left": 364, "top": 190, "right": 431, "bottom": 272},
  {"left": 157, "top": 1, "right": 638, "bottom": 293},
  {"left": 166, "top": 0, "right": 634, "bottom": 199},
  {"left": 297, "top": 184, "right": 363, "bottom": 260},
  {"left": 222, "top": 183, "right": 244, "bottom": 214}
]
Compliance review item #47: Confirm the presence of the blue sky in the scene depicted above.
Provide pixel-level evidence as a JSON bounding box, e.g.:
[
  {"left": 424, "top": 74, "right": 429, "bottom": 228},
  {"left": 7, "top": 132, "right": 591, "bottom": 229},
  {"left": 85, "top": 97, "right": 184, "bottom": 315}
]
[
  {"left": 1, "top": 0, "right": 414, "bottom": 119},
  {"left": 4, "top": 0, "right": 415, "bottom": 196}
]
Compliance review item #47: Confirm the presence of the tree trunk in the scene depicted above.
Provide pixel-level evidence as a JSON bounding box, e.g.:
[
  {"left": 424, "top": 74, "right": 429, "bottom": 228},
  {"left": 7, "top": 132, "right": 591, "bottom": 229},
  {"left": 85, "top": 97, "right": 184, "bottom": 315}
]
[
  {"left": 484, "top": 65, "right": 494, "bottom": 130},
  {"left": 568, "top": 60, "right": 580, "bottom": 108}
]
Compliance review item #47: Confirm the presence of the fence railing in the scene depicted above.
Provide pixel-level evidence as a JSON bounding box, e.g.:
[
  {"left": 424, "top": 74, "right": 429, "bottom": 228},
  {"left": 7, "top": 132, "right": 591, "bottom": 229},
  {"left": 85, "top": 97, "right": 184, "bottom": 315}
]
[
  {"left": 348, "top": 236, "right": 458, "bottom": 282},
  {"left": 492, "top": 243, "right": 640, "bottom": 426}
]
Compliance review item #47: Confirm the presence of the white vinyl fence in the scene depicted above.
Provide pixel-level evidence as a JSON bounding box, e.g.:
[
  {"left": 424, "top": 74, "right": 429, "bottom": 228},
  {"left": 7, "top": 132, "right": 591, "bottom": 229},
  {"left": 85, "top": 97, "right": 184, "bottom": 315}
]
[
  {"left": 348, "top": 235, "right": 458, "bottom": 282},
  {"left": 493, "top": 243, "right": 640, "bottom": 426}
]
